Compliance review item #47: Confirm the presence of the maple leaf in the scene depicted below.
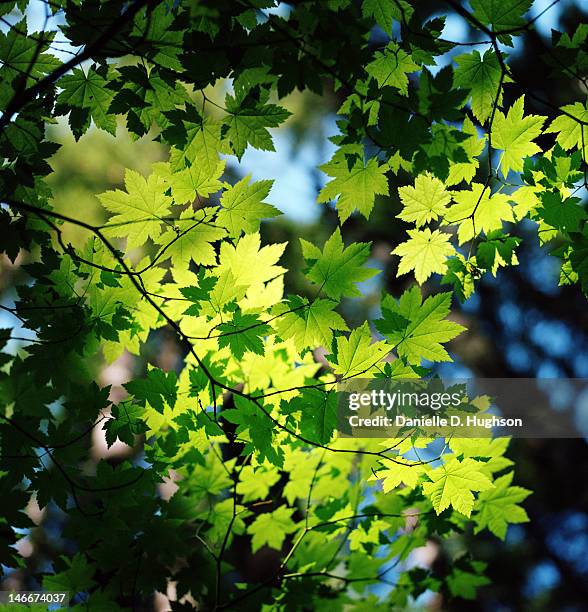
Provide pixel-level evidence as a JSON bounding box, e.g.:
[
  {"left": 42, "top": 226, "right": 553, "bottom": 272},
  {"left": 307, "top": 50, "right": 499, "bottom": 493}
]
[
  {"left": 318, "top": 151, "right": 389, "bottom": 223},
  {"left": 446, "top": 117, "right": 486, "bottom": 186},
  {"left": 366, "top": 41, "right": 420, "bottom": 95},
  {"left": 449, "top": 436, "right": 514, "bottom": 477},
  {"left": 248, "top": 507, "right": 298, "bottom": 552},
  {"left": 375, "top": 459, "right": 425, "bottom": 491},
  {"left": 285, "top": 388, "right": 338, "bottom": 445},
  {"left": 131, "top": 2, "right": 184, "bottom": 71},
  {"left": 224, "top": 92, "right": 291, "bottom": 158},
  {"left": 567, "top": 230, "right": 588, "bottom": 292},
  {"left": 470, "top": 0, "right": 533, "bottom": 45},
  {"left": 509, "top": 184, "right": 542, "bottom": 219},
  {"left": 476, "top": 230, "right": 521, "bottom": 272},
  {"left": 445, "top": 183, "right": 514, "bottom": 244},
  {"left": 217, "top": 311, "right": 271, "bottom": 360},
  {"left": 441, "top": 254, "right": 477, "bottom": 302},
  {"left": 217, "top": 232, "right": 287, "bottom": 287},
  {"left": 104, "top": 401, "right": 145, "bottom": 448},
  {"left": 473, "top": 472, "right": 531, "bottom": 539},
  {"left": 423, "top": 457, "right": 494, "bottom": 517},
  {"left": 180, "top": 272, "right": 218, "bottom": 317},
  {"left": 154, "top": 158, "right": 226, "bottom": 204},
  {"left": 206, "top": 270, "right": 248, "bottom": 314},
  {"left": 453, "top": 49, "right": 504, "bottom": 123},
  {"left": 447, "top": 560, "right": 491, "bottom": 599},
  {"left": 328, "top": 321, "right": 389, "bottom": 378},
  {"left": 0, "top": 22, "right": 60, "bottom": 102},
  {"left": 156, "top": 206, "right": 226, "bottom": 268},
  {"left": 110, "top": 65, "right": 190, "bottom": 136},
  {"left": 55, "top": 66, "right": 116, "bottom": 137},
  {"left": 537, "top": 191, "right": 588, "bottom": 233},
  {"left": 397, "top": 172, "right": 451, "bottom": 227},
  {"left": 124, "top": 368, "right": 177, "bottom": 414},
  {"left": 493, "top": 96, "right": 546, "bottom": 177},
  {"left": 217, "top": 174, "right": 281, "bottom": 237},
  {"left": 99, "top": 168, "right": 172, "bottom": 250},
  {"left": 361, "top": 0, "right": 414, "bottom": 35},
  {"left": 300, "top": 228, "right": 379, "bottom": 299},
  {"left": 374, "top": 286, "right": 465, "bottom": 364},
  {"left": 272, "top": 296, "right": 348, "bottom": 353},
  {"left": 236, "top": 465, "right": 280, "bottom": 503},
  {"left": 169, "top": 116, "right": 228, "bottom": 173},
  {"left": 392, "top": 228, "right": 456, "bottom": 284},
  {"left": 223, "top": 396, "right": 284, "bottom": 466},
  {"left": 43, "top": 553, "right": 96, "bottom": 594},
  {"left": 545, "top": 100, "right": 588, "bottom": 153}
]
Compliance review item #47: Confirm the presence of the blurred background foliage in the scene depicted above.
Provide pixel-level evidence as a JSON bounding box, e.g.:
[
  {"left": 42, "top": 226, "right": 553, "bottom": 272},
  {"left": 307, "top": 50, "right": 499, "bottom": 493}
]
[{"left": 2, "top": 0, "right": 588, "bottom": 609}]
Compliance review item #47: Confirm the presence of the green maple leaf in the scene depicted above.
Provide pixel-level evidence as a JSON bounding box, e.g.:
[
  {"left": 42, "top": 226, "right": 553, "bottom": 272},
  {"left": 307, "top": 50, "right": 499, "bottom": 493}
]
[
  {"left": 272, "top": 296, "right": 348, "bottom": 353},
  {"left": 453, "top": 49, "right": 504, "bottom": 123},
  {"left": 131, "top": 2, "right": 184, "bottom": 71},
  {"left": 328, "top": 321, "right": 389, "bottom": 377},
  {"left": 445, "top": 183, "right": 514, "bottom": 244},
  {"left": 397, "top": 172, "right": 451, "bottom": 227},
  {"left": 374, "top": 286, "right": 465, "bottom": 364},
  {"left": 448, "top": 437, "right": 514, "bottom": 476},
  {"left": 567, "top": 231, "right": 588, "bottom": 292},
  {"left": 99, "top": 168, "right": 172, "bottom": 250},
  {"left": 34, "top": 468, "right": 69, "bottom": 511},
  {"left": 156, "top": 206, "right": 226, "bottom": 268},
  {"left": 422, "top": 457, "right": 494, "bottom": 517},
  {"left": 473, "top": 472, "right": 531, "bottom": 539},
  {"left": 493, "top": 96, "right": 546, "bottom": 177},
  {"left": 447, "top": 560, "right": 491, "bottom": 599},
  {"left": 111, "top": 66, "right": 190, "bottom": 135},
  {"left": 366, "top": 41, "right": 420, "bottom": 95},
  {"left": 104, "top": 401, "right": 146, "bottom": 448},
  {"left": 287, "top": 388, "right": 338, "bottom": 445},
  {"left": 180, "top": 272, "right": 218, "bottom": 317},
  {"left": 537, "top": 191, "right": 587, "bottom": 233},
  {"left": 470, "top": 0, "right": 533, "bottom": 45},
  {"left": 124, "top": 368, "right": 177, "bottom": 414},
  {"left": 224, "top": 93, "right": 291, "bottom": 158},
  {"left": 376, "top": 459, "right": 425, "bottom": 491},
  {"left": 154, "top": 158, "right": 226, "bottom": 204},
  {"left": 300, "top": 228, "right": 379, "bottom": 299},
  {"left": 0, "top": 209, "right": 30, "bottom": 263},
  {"left": 217, "top": 311, "right": 271, "bottom": 360},
  {"left": 169, "top": 115, "right": 228, "bottom": 174},
  {"left": 217, "top": 232, "right": 287, "bottom": 287},
  {"left": 236, "top": 465, "right": 280, "bottom": 503},
  {"left": 55, "top": 66, "right": 116, "bottom": 136},
  {"left": 222, "top": 396, "right": 284, "bottom": 466},
  {"left": 248, "top": 506, "right": 298, "bottom": 552},
  {"left": 217, "top": 174, "right": 281, "bottom": 237},
  {"left": 442, "top": 254, "right": 477, "bottom": 302},
  {"left": 476, "top": 230, "right": 521, "bottom": 270},
  {"left": 392, "top": 228, "right": 456, "bottom": 284},
  {"left": 43, "top": 553, "right": 96, "bottom": 594},
  {"left": 318, "top": 150, "right": 389, "bottom": 222},
  {"left": 0, "top": 22, "right": 60, "bottom": 97},
  {"left": 447, "top": 117, "right": 486, "bottom": 186},
  {"left": 545, "top": 100, "right": 588, "bottom": 153},
  {"left": 361, "top": 0, "right": 414, "bottom": 34}
]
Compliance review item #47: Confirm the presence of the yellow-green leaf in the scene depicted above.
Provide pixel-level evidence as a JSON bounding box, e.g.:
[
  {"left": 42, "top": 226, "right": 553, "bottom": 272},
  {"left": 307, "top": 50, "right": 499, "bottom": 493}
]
[
  {"left": 423, "top": 457, "right": 494, "bottom": 517},
  {"left": 397, "top": 172, "right": 451, "bottom": 227},
  {"left": 392, "top": 228, "right": 456, "bottom": 284}
]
